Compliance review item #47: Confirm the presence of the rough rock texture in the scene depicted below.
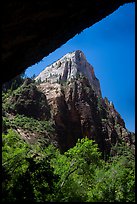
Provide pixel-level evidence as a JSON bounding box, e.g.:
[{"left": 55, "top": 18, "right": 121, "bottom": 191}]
[
  {"left": 36, "top": 50, "right": 102, "bottom": 96},
  {"left": 36, "top": 50, "right": 135, "bottom": 156},
  {"left": 3, "top": 50, "right": 134, "bottom": 156},
  {"left": 2, "top": 0, "right": 134, "bottom": 83}
]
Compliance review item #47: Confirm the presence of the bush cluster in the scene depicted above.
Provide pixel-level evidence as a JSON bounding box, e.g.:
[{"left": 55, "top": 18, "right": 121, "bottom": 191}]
[{"left": 2, "top": 130, "right": 135, "bottom": 202}]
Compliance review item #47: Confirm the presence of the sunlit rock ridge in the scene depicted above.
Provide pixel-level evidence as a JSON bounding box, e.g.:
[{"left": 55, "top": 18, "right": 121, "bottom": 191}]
[
  {"left": 34, "top": 50, "right": 134, "bottom": 154},
  {"left": 3, "top": 50, "right": 134, "bottom": 156},
  {"left": 35, "top": 50, "right": 102, "bottom": 96}
]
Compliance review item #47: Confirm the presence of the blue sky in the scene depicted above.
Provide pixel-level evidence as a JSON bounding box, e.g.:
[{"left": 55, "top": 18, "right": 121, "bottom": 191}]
[{"left": 25, "top": 3, "right": 135, "bottom": 132}]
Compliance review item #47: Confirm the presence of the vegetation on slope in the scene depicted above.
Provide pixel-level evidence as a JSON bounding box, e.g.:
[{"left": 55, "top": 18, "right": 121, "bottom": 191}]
[
  {"left": 2, "top": 130, "right": 135, "bottom": 202},
  {"left": 3, "top": 114, "right": 54, "bottom": 134},
  {"left": 2, "top": 75, "right": 135, "bottom": 202},
  {"left": 2, "top": 78, "right": 51, "bottom": 120}
]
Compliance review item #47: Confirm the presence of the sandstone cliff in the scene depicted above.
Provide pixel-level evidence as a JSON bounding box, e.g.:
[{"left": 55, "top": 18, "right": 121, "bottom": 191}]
[
  {"left": 3, "top": 50, "right": 134, "bottom": 158},
  {"left": 35, "top": 50, "right": 101, "bottom": 96},
  {"left": 35, "top": 50, "right": 134, "bottom": 156}
]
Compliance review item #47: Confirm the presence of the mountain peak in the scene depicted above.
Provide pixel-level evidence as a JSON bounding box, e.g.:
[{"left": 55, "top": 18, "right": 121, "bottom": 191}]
[{"left": 35, "top": 50, "right": 102, "bottom": 96}]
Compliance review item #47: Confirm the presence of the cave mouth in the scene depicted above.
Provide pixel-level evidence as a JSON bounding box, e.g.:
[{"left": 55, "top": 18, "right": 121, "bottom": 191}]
[{"left": 2, "top": 1, "right": 134, "bottom": 84}]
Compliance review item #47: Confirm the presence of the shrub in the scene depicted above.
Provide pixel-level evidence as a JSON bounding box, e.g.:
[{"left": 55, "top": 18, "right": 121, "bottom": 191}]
[
  {"left": 2, "top": 132, "right": 135, "bottom": 202},
  {"left": 2, "top": 129, "right": 58, "bottom": 202}
]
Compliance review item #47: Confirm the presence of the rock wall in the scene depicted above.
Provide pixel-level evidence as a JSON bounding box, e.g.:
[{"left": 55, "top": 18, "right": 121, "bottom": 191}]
[
  {"left": 3, "top": 50, "right": 134, "bottom": 156},
  {"left": 36, "top": 50, "right": 135, "bottom": 155},
  {"left": 36, "top": 50, "right": 102, "bottom": 96}
]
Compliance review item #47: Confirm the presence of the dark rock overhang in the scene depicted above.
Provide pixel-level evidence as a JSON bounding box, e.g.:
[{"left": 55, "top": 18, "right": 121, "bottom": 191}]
[{"left": 1, "top": 0, "right": 134, "bottom": 83}]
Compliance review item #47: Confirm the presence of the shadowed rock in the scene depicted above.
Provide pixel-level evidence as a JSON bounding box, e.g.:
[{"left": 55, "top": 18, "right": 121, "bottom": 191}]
[{"left": 2, "top": 0, "right": 134, "bottom": 83}]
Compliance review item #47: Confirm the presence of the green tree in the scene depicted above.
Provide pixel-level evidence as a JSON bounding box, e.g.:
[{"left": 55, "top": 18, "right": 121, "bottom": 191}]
[
  {"left": 87, "top": 142, "right": 135, "bottom": 202},
  {"left": 51, "top": 138, "right": 135, "bottom": 202},
  {"left": 2, "top": 71, "right": 25, "bottom": 93},
  {"left": 2, "top": 131, "right": 135, "bottom": 202},
  {"left": 2, "top": 129, "right": 58, "bottom": 202},
  {"left": 51, "top": 138, "right": 103, "bottom": 202}
]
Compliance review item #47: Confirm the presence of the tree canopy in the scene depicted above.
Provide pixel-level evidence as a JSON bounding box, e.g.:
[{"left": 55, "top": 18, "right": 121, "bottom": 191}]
[{"left": 2, "top": 130, "right": 135, "bottom": 202}]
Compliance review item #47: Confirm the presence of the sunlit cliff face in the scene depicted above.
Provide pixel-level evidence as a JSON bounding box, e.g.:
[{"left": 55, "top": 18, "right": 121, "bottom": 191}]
[{"left": 35, "top": 50, "right": 102, "bottom": 96}]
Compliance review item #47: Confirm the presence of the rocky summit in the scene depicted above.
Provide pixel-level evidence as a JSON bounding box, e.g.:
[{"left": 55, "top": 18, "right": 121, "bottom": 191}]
[
  {"left": 34, "top": 50, "right": 134, "bottom": 156},
  {"left": 3, "top": 50, "right": 135, "bottom": 158},
  {"left": 35, "top": 50, "right": 102, "bottom": 96}
]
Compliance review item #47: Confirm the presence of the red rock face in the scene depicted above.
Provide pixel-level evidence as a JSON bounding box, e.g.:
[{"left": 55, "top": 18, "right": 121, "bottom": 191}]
[
  {"left": 4, "top": 51, "right": 134, "bottom": 156},
  {"left": 36, "top": 51, "right": 134, "bottom": 156},
  {"left": 37, "top": 76, "right": 134, "bottom": 156}
]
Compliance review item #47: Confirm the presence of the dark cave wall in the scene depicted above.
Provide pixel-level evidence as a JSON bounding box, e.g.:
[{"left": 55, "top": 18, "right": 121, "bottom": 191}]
[{"left": 2, "top": 0, "right": 134, "bottom": 83}]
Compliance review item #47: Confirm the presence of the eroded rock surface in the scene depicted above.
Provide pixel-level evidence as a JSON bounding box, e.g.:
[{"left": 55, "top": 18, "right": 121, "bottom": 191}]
[
  {"left": 36, "top": 50, "right": 134, "bottom": 155},
  {"left": 3, "top": 50, "right": 134, "bottom": 156},
  {"left": 36, "top": 50, "right": 101, "bottom": 96}
]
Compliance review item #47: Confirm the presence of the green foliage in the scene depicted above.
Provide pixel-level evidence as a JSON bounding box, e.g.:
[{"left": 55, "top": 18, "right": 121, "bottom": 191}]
[
  {"left": 87, "top": 154, "right": 135, "bottom": 202},
  {"left": 3, "top": 114, "right": 54, "bottom": 134},
  {"left": 2, "top": 82, "right": 25, "bottom": 112},
  {"left": 86, "top": 141, "right": 135, "bottom": 202},
  {"left": 2, "top": 89, "right": 12, "bottom": 103},
  {"left": 50, "top": 138, "right": 135, "bottom": 202},
  {"left": 2, "top": 71, "right": 25, "bottom": 93},
  {"left": 2, "top": 89, "right": 14, "bottom": 113},
  {"left": 2, "top": 79, "right": 51, "bottom": 120},
  {"left": 2, "top": 129, "right": 30, "bottom": 201},
  {"left": 50, "top": 138, "right": 103, "bottom": 202},
  {"left": 2, "top": 129, "right": 58, "bottom": 202},
  {"left": 2, "top": 131, "right": 135, "bottom": 202}
]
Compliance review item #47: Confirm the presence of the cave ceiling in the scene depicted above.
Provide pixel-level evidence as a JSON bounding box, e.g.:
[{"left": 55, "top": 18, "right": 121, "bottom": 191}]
[{"left": 1, "top": 0, "right": 134, "bottom": 83}]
